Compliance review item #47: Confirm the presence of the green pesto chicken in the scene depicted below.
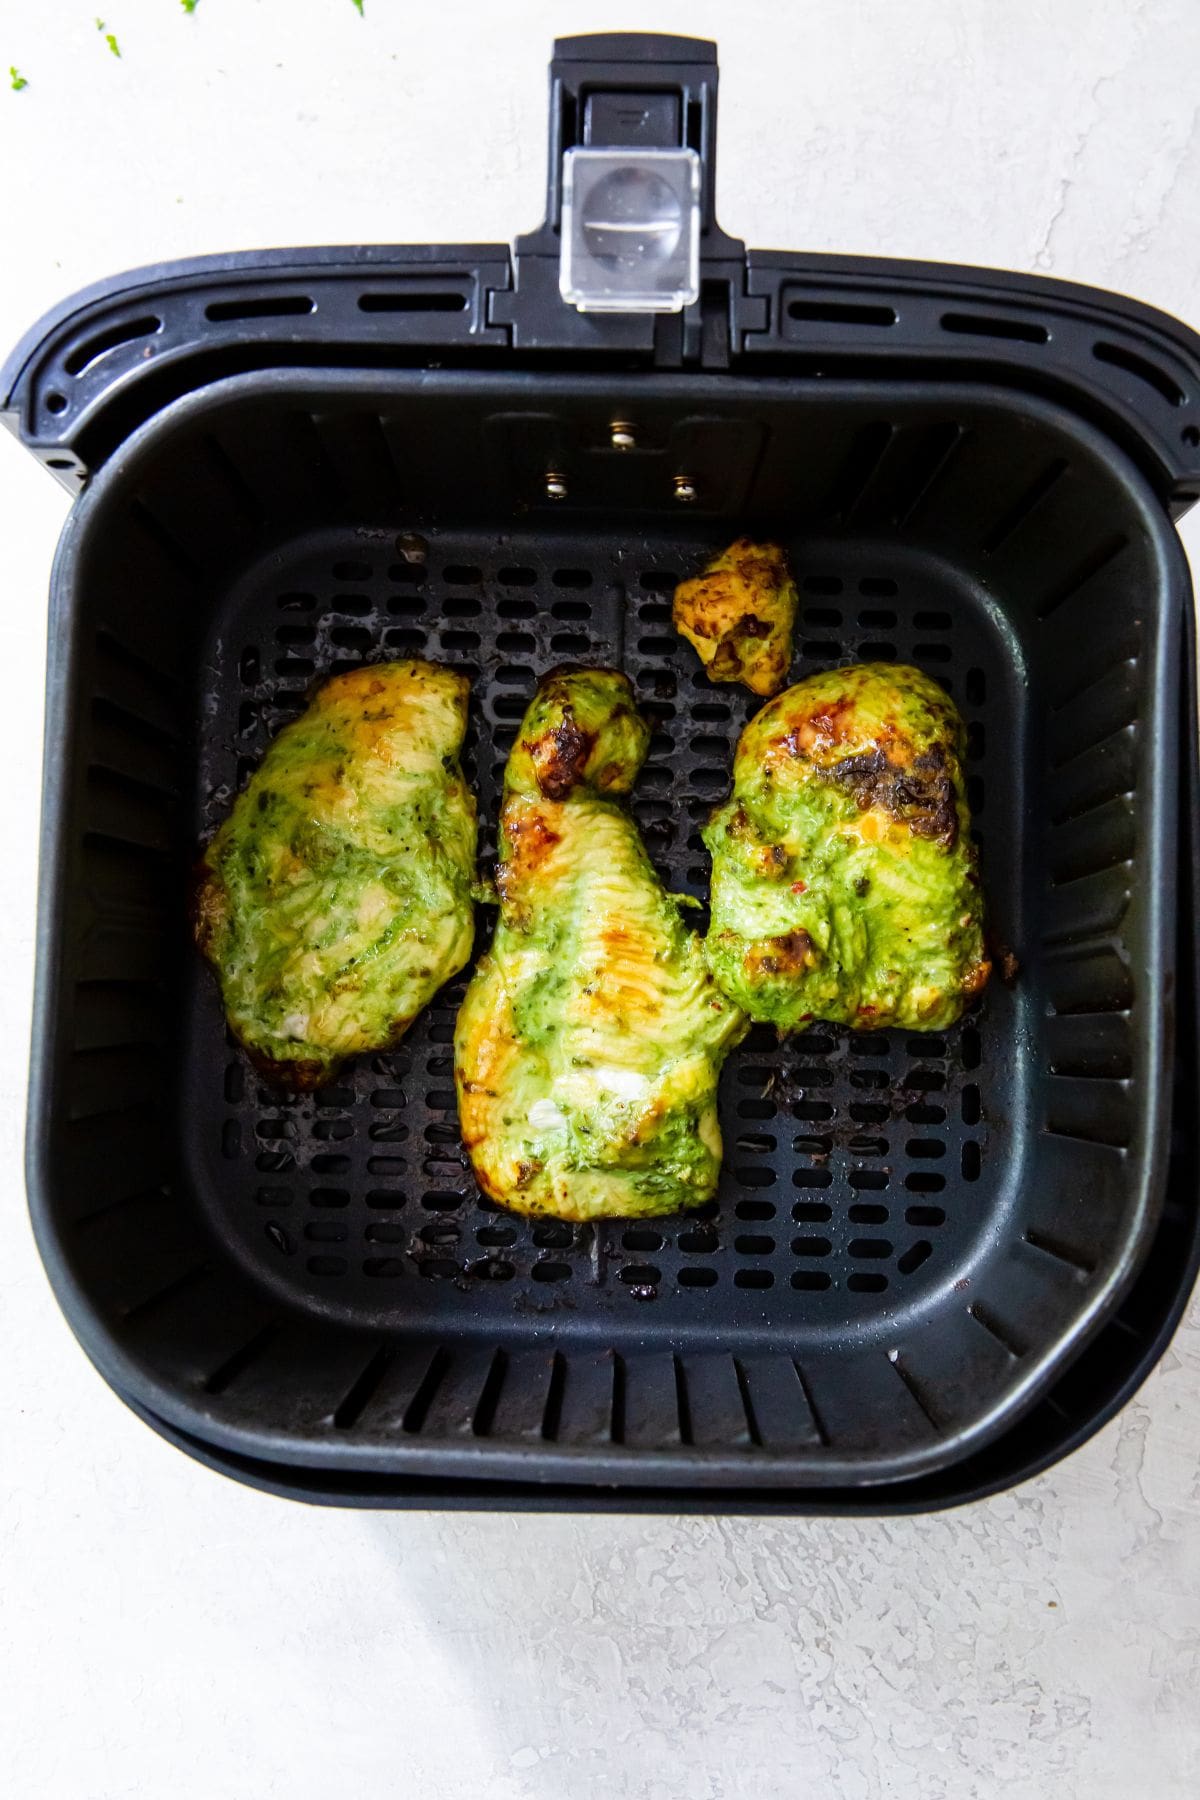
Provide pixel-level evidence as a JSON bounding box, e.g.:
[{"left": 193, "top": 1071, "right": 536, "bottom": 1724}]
[
  {"left": 704, "top": 663, "right": 989, "bottom": 1031},
  {"left": 455, "top": 669, "right": 747, "bottom": 1220},
  {"left": 194, "top": 660, "right": 476, "bottom": 1088},
  {"left": 673, "top": 538, "right": 798, "bottom": 696}
]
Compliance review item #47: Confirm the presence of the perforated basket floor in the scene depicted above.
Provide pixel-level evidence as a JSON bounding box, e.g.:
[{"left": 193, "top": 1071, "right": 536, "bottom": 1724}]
[{"left": 186, "top": 528, "right": 1003, "bottom": 1346}]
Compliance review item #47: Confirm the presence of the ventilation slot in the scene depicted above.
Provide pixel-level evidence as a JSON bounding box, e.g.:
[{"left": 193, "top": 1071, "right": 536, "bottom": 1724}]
[
  {"left": 205, "top": 296, "right": 315, "bottom": 322},
  {"left": 1037, "top": 535, "right": 1129, "bottom": 620},
  {"left": 826, "top": 422, "right": 894, "bottom": 517},
  {"left": 1024, "top": 1228, "right": 1095, "bottom": 1275},
  {"left": 893, "top": 423, "right": 963, "bottom": 525},
  {"left": 982, "top": 459, "right": 1068, "bottom": 555},
  {"left": 1093, "top": 341, "right": 1184, "bottom": 406},
  {"left": 788, "top": 299, "right": 897, "bottom": 327},
  {"left": 941, "top": 311, "right": 1049, "bottom": 345},
  {"left": 358, "top": 291, "right": 468, "bottom": 313},
  {"left": 64, "top": 314, "right": 161, "bottom": 375},
  {"left": 203, "top": 1322, "right": 281, "bottom": 1396},
  {"left": 969, "top": 1303, "right": 1026, "bottom": 1359},
  {"left": 333, "top": 1348, "right": 392, "bottom": 1429}
]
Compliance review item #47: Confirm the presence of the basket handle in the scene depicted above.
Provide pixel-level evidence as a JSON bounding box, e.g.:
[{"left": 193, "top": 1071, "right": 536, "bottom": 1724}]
[
  {"left": 496, "top": 34, "right": 747, "bottom": 348},
  {"left": 526, "top": 34, "right": 735, "bottom": 255}
]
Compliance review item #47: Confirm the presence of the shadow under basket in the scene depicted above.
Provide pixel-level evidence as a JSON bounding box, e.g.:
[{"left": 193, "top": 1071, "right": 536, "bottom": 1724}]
[{"left": 26, "top": 364, "right": 1189, "bottom": 1493}]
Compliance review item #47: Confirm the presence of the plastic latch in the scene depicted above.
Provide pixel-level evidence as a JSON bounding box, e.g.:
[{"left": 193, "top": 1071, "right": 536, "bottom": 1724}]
[
  {"left": 583, "top": 90, "right": 680, "bottom": 148},
  {"left": 559, "top": 147, "right": 701, "bottom": 315}
]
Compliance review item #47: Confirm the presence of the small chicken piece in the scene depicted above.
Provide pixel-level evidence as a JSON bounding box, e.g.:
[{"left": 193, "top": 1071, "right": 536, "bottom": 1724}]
[
  {"left": 673, "top": 538, "right": 798, "bottom": 696},
  {"left": 703, "top": 663, "right": 990, "bottom": 1031},
  {"left": 455, "top": 668, "right": 746, "bottom": 1220},
  {"left": 194, "top": 660, "right": 476, "bottom": 1088}
]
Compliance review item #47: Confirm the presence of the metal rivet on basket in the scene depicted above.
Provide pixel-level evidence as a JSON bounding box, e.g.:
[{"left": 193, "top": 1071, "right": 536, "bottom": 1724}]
[
  {"left": 673, "top": 474, "right": 698, "bottom": 503},
  {"left": 544, "top": 470, "right": 569, "bottom": 501},
  {"left": 610, "top": 420, "right": 637, "bottom": 451}
]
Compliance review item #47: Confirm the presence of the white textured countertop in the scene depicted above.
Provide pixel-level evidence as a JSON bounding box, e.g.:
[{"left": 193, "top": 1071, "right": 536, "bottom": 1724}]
[{"left": 2, "top": 3, "right": 1199, "bottom": 1794}]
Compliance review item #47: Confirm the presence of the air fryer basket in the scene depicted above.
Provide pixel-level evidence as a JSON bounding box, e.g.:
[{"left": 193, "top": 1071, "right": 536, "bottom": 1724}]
[{"left": 8, "top": 34, "right": 1200, "bottom": 1504}]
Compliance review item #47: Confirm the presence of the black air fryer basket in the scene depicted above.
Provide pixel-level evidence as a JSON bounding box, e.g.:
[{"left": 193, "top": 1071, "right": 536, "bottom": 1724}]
[{"left": 8, "top": 35, "right": 1200, "bottom": 1510}]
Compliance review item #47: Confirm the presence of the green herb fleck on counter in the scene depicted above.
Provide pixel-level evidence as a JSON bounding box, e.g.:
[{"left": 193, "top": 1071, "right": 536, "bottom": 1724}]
[
  {"left": 96, "top": 20, "right": 121, "bottom": 56},
  {"left": 9, "top": 65, "right": 28, "bottom": 91}
]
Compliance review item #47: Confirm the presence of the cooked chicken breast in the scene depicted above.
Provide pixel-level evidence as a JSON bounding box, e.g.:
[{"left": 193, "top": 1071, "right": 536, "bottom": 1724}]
[
  {"left": 703, "top": 662, "right": 989, "bottom": 1030},
  {"left": 455, "top": 668, "right": 746, "bottom": 1220},
  {"left": 194, "top": 660, "right": 476, "bottom": 1088}
]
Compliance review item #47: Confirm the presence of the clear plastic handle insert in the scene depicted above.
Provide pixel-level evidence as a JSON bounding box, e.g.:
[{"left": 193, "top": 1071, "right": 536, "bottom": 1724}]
[{"left": 559, "top": 147, "right": 702, "bottom": 315}]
